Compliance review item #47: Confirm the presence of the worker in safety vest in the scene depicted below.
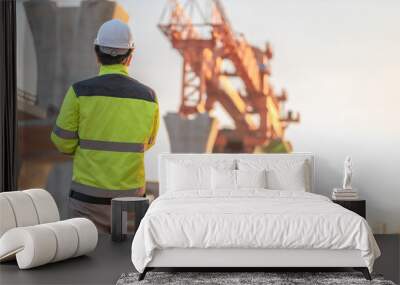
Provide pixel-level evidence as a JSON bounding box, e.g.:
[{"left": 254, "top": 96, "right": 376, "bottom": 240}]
[{"left": 51, "top": 19, "right": 159, "bottom": 233}]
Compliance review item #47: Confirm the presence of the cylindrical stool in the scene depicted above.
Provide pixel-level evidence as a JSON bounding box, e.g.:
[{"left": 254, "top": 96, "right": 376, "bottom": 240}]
[{"left": 111, "top": 197, "right": 149, "bottom": 242}]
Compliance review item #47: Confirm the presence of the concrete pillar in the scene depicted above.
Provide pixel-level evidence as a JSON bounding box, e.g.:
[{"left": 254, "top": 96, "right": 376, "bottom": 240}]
[
  {"left": 23, "top": 0, "right": 128, "bottom": 113},
  {"left": 164, "top": 112, "right": 219, "bottom": 153}
]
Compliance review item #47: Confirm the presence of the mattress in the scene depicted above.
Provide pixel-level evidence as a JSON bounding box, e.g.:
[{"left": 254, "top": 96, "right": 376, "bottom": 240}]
[{"left": 131, "top": 190, "right": 380, "bottom": 273}]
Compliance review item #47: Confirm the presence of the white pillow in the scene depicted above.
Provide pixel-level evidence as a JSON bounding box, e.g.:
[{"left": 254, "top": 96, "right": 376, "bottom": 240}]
[
  {"left": 236, "top": 169, "right": 267, "bottom": 189},
  {"left": 266, "top": 163, "right": 307, "bottom": 191},
  {"left": 166, "top": 159, "right": 236, "bottom": 192},
  {"left": 211, "top": 168, "right": 236, "bottom": 191},
  {"left": 237, "top": 159, "right": 310, "bottom": 191},
  {"left": 167, "top": 162, "right": 211, "bottom": 191}
]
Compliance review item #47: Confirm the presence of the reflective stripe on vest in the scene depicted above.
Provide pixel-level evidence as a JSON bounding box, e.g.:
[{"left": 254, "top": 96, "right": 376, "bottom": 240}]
[
  {"left": 53, "top": 125, "right": 78, "bottom": 139},
  {"left": 71, "top": 181, "right": 143, "bottom": 198},
  {"left": 79, "top": 139, "right": 144, "bottom": 153}
]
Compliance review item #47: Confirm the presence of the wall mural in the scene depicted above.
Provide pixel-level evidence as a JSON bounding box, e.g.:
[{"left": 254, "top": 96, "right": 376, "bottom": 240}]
[{"left": 16, "top": 0, "right": 400, "bottom": 234}]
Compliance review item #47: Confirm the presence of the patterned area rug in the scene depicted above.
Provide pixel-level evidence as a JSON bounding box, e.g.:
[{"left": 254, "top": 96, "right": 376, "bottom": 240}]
[{"left": 116, "top": 272, "right": 395, "bottom": 285}]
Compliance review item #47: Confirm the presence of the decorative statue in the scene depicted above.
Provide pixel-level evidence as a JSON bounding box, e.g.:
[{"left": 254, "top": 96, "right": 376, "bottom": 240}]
[{"left": 342, "top": 156, "right": 353, "bottom": 190}]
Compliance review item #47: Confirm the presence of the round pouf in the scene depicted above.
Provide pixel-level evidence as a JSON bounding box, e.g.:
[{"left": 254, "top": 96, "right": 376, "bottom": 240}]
[{"left": 111, "top": 197, "right": 149, "bottom": 242}]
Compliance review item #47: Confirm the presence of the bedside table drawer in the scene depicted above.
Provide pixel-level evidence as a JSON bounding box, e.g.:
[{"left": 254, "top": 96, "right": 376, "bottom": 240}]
[{"left": 332, "top": 200, "right": 366, "bottom": 218}]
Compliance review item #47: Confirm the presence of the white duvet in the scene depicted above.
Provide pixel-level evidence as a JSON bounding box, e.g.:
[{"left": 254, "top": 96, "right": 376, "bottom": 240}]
[{"left": 131, "top": 190, "right": 380, "bottom": 273}]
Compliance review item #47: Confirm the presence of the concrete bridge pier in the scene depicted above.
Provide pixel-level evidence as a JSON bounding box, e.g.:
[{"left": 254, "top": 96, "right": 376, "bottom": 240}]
[
  {"left": 24, "top": 0, "right": 128, "bottom": 113},
  {"left": 164, "top": 112, "right": 219, "bottom": 153}
]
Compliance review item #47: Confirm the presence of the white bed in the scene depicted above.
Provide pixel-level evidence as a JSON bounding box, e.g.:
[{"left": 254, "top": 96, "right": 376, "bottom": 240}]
[{"left": 131, "top": 153, "right": 380, "bottom": 280}]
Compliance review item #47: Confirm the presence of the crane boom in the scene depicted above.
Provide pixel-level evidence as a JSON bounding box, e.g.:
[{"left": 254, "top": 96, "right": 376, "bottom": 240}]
[{"left": 159, "top": 0, "right": 299, "bottom": 152}]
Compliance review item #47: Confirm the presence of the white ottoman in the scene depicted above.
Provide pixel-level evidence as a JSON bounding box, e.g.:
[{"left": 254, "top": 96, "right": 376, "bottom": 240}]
[{"left": 0, "top": 189, "right": 98, "bottom": 269}]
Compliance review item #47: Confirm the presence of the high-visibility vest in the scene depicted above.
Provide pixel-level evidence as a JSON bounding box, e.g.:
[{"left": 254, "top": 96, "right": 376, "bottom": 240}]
[{"left": 51, "top": 64, "right": 159, "bottom": 198}]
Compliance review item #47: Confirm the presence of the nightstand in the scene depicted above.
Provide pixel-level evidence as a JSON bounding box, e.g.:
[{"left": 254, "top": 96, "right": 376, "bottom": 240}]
[{"left": 332, "top": 199, "right": 366, "bottom": 218}]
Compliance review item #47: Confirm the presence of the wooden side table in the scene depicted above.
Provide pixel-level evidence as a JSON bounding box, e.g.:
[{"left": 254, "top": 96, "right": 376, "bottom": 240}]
[
  {"left": 111, "top": 197, "right": 149, "bottom": 242},
  {"left": 332, "top": 199, "right": 366, "bottom": 218}
]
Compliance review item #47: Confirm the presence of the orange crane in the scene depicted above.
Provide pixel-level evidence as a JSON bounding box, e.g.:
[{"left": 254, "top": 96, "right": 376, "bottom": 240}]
[{"left": 159, "top": 0, "right": 299, "bottom": 152}]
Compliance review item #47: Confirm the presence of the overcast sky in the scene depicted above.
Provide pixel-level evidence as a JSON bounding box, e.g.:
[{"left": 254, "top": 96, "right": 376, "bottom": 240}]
[
  {"left": 117, "top": 0, "right": 400, "bottom": 233},
  {"left": 116, "top": 0, "right": 400, "bottom": 166}
]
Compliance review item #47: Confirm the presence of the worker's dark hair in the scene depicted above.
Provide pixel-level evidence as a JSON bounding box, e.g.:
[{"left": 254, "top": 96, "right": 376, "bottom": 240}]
[{"left": 94, "top": 45, "right": 133, "bottom": 65}]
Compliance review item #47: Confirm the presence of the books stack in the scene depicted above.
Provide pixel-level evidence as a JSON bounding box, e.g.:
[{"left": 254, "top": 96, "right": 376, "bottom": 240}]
[{"left": 332, "top": 188, "right": 359, "bottom": 200}]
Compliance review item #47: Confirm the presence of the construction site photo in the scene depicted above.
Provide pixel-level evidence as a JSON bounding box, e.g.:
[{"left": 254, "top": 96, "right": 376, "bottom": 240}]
[{"left": 16, "top": 0, "right": 300, "bottom": 195}]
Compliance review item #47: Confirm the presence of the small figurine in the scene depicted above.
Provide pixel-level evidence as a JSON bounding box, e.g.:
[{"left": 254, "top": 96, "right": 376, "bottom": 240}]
[{"left": 342, "top": 156, "right": 353, "bottom": 190}]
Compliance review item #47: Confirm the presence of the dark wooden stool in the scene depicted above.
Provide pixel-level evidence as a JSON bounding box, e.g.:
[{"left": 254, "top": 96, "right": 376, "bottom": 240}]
[{"left": 111, "top": 197, "right": 149, "bottom": 242}]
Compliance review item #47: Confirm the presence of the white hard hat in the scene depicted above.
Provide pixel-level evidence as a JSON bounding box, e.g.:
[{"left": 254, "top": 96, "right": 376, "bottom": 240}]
[{"left": 94, "top": 19, "right": 134, "bottom": 55}]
